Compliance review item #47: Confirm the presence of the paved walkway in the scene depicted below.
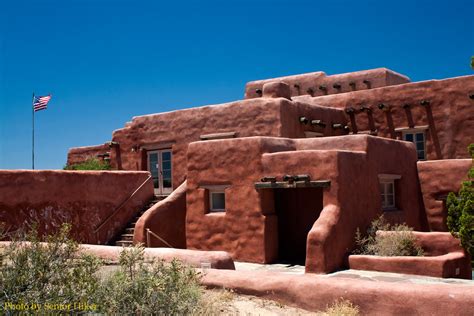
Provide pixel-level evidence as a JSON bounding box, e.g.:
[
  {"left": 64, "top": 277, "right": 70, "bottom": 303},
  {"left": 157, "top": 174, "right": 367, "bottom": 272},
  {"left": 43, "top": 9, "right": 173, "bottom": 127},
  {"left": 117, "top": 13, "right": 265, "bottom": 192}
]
[{"left": 234, "top": 262, "right": 474, "bottom": 286}]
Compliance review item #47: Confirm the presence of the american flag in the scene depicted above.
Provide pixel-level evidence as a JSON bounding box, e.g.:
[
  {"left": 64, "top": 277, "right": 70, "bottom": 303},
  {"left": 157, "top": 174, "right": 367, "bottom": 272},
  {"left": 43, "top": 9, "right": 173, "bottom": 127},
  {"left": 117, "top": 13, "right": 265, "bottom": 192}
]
[{"left": 33, "top": 95, "right": 52, "bottom": 112}]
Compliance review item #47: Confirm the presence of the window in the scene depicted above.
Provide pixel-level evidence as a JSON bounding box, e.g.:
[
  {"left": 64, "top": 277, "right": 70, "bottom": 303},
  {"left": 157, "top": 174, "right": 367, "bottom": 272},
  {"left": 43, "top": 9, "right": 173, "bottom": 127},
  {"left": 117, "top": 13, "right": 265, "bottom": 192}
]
[
  {"left": 378, "top": 174, "right": 401, "bottom": 210},
  {"left": 380, "top": 180, "right": 395, "bottom": 209},
  {"left": 209, "top": 191, "right": 226, "bottom": 212},
  {"left": 403, "top": 131, "right": 426, "bottom": 160}
]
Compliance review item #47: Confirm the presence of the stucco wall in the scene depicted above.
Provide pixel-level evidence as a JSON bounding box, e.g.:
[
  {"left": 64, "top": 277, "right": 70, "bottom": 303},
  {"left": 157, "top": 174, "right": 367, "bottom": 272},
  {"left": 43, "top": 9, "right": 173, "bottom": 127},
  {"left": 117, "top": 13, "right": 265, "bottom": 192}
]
[
  {"left": 103, "top": 98, "right": 348, "bottom": 188},
  {"left": 417, "top": 159, "right": 471, "bottom": 231},
  {"left": 185, "top": 135, "right": 422, "bottom": 272},
  {"left": 0, "top": 170, "right": 154, "bottom": 244},
  {"left": 245, "top": 68, "right": 410, "bottom": 98},
  {"left": 67, "top": 144, "right": 110, "bottom": 166},
  {"left": 133, "top": 180, "right": 187, "bottom": 248},
  {"left": 295, "top": 75, "right": 474, "bottom": 159},
  {"left": 185, "top": 137, "right": 296, "bottom": 263}
]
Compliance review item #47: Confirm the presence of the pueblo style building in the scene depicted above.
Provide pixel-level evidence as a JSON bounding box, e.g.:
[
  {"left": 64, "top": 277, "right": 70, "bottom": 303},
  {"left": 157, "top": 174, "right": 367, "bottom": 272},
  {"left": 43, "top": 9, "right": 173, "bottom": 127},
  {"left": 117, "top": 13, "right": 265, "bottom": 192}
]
[{"left": 3, "top": 68, "right": 472, "bottom": 276}]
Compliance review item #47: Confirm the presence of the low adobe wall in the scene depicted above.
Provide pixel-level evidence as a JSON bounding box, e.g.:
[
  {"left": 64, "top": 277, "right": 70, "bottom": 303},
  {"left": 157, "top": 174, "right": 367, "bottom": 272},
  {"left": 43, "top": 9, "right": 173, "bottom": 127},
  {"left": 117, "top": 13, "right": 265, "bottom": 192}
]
[
  {"left": 201, "top": 269, "right": 474, "bottom": 315},
  {"left": 67, "top": 144, "right": 110, "bottom": 166},
  {"left": 417, "top": 159, "right": 471, "bottom": 231},
  {"left": 79, "top": 244, "right": 235, "bottom": 270},
  {"left": 0, "top": 170, "right": 153, "bottom": 244},
  {"left": 349, "top": 232, "right": 471, "bottom": 279},
  {"left": 0, "top": 242, "right": 235, "bottom": 270},
  {"left": 133, "top": 181, "right": 187, "bottom": 248}
]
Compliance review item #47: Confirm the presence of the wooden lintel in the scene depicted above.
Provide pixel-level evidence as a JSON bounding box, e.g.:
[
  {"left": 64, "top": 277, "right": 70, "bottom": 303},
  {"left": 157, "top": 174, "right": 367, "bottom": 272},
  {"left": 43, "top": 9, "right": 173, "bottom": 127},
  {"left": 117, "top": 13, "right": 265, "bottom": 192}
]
[{"left": 254, "top": 180, "right": 331, "bottom": 189}]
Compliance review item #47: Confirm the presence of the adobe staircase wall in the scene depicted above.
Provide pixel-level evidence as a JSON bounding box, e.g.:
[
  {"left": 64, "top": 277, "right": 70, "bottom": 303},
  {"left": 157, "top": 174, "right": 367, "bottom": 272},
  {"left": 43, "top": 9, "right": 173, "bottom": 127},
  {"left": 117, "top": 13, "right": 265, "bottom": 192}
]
[
  {"left": 133, "top": 180, "right": 187, "bottom": 248},
  {"left": 0, "top": 170, "right": 153, "bottom": 244}
]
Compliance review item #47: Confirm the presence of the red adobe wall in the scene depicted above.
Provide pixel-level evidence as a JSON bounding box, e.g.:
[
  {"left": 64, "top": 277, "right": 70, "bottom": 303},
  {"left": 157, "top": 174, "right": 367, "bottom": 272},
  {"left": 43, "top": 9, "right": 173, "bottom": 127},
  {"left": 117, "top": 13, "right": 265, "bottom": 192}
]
[
  {"left": 294, "top": 75, "right": 474, "bottom": 159},
  {"left": 186, "top": 137, "right": 296, "bottom": 263},
  {"left": 67, "top": 144, "right": 110, "bottom": 166},
  {"left": 349, "top": 231, "right": 471, "bottom": 279},
  {"left": 0, "top": 170, "right": 153, "bottom": 244},
  {"left": 133, "top": 180, "right": 187, "bottom": 248},
  {"left": 185, "top": 135, "right": 422, "bottom": 273},
  {"left": 202, "top": 269, "right": 474, "bottom": 315},
  {"left": 245, "top": 68, "right": 410, "bottom": 98},
  {"left": 417, "top": 159, "right": 471, "bottom": 231},
  {"left": 105, "top": 97, "right": 348, "bottom": 188}
]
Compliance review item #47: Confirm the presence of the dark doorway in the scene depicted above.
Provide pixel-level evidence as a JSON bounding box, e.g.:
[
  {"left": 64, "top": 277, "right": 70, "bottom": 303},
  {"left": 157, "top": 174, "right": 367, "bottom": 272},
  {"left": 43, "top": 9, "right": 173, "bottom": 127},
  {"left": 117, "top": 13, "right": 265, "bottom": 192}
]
[{"left": 274, "top": 188, "right": 323, "bottom": 265}]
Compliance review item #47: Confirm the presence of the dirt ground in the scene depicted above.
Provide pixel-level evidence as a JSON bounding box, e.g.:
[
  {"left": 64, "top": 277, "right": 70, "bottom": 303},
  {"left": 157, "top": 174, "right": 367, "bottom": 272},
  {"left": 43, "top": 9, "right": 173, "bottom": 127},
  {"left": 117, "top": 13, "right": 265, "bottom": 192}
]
[{"left": 200, "top": 289, "right": 315, "bottom": 315}]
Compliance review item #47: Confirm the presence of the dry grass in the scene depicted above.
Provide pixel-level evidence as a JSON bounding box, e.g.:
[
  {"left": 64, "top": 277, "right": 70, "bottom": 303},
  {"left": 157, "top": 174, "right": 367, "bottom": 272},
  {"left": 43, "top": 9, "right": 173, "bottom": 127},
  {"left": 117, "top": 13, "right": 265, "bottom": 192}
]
[
  {"left": 318, "top": 299, "right": 360, "bottom": 316},
  {"left": 193, "top": 289, "right": 236, "bottom": 315},
  {"left": 195, "top": 289, "right": 315, "bottom": 315}
]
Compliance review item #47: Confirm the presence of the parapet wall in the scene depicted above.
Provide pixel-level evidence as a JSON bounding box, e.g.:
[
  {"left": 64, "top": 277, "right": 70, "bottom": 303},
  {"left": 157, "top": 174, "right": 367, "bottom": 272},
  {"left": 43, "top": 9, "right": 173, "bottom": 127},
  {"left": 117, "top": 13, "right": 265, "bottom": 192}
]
[
  {"left": 0, "top": 170, "right": 154, "bottom": 244},
  {"left": 295, "top": 75, "right": 474, "bottom": 159},
  {"left": 67, "top": 144, "right": 111, "bottom": 166},
  {"left": 245, "top": 68, "right": 410, "bottom": 99}
]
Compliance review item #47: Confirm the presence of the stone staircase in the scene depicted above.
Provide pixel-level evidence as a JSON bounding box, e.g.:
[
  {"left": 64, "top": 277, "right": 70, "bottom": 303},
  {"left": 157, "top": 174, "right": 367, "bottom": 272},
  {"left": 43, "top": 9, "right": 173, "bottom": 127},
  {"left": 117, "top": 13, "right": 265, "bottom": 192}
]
[{"left": 114, "top": 195, "right": 167, "bottom": 247}]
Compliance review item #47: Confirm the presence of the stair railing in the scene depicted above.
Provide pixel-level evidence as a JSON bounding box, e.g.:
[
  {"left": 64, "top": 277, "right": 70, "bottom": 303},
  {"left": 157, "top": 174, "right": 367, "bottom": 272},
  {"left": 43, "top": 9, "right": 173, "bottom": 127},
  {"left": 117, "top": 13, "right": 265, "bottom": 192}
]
[
  {"left": 94, "top": 174, "right": 152, "bottom": 243},
  {"left": 146, "top": 228, "right": 174, "bottom": 248}
]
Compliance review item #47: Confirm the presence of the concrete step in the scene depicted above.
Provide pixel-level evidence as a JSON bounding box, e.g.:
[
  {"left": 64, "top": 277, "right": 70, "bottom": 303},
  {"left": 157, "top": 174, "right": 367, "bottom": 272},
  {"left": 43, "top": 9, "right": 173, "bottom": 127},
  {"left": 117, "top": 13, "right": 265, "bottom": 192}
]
[
  {"left": 112, "top": 196, "right": 167, "bottom": 247},
  {"left": 120, "top": 234, "right": 134, "bottom": 241}
]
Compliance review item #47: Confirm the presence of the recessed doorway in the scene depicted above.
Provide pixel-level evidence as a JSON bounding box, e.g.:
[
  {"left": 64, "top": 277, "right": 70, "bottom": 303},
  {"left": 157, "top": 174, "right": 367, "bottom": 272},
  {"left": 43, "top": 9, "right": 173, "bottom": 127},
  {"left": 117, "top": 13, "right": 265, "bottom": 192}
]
[
  {"left": 274, "top": 188, "right": 323, "bottom": 265},
  {"left": 147, "top": 149, "right": 172, "bottom": 195}
]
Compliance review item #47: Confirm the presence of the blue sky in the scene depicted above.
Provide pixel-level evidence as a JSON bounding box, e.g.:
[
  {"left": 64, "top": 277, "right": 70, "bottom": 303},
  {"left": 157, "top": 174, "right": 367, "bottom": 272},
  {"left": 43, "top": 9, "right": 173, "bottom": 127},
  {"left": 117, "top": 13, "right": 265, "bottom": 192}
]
[{"left": 0, "top": 0, "right": 473, "bottom": 169}]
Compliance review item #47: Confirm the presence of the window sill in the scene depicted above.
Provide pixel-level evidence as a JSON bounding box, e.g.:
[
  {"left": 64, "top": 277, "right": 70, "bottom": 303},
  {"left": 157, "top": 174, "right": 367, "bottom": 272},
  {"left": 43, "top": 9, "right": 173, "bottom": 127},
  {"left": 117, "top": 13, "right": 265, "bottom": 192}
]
[
  {"left": 206, "top": 211, "right": 226, "bottom": 216},
  {"left": 382, "top": 208, "right": 403, "bottom": 212}
]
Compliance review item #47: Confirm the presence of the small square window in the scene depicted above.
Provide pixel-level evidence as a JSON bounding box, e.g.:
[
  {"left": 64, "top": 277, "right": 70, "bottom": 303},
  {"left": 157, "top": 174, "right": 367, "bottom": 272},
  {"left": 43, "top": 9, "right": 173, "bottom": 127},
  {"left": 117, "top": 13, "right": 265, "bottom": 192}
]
[{"left": 210, "top": 191, "right": 226, "bottom": 212}]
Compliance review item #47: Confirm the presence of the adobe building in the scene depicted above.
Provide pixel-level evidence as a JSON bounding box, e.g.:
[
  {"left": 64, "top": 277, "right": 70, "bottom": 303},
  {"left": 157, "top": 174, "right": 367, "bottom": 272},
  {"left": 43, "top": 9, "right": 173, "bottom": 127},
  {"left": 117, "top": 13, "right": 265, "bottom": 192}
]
[{"left": 4, "top": 68, "right": 472, "bottom": 276}]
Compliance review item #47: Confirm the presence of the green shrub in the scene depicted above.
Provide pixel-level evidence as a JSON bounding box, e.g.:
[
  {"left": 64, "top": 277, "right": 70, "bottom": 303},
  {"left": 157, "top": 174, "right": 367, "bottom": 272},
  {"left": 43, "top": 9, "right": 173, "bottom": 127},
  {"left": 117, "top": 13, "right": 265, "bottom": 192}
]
[
  {"left": 0, "top": 225, "right": 205, "bottom": 315},
  {"left": 354, "top": 215, "right": 424, "bottom": 256},
  {"left": 447, "top": 144, "right": 474, "bottom": 255},
  {"left": 64, "top": 158, "right": 111, "bottom": 170},
  {"left": 99, "top": 245, "right": 202, "bottom": 315},
  {"left": 0, "top": 224, "right": 103, "bottom": 314}
]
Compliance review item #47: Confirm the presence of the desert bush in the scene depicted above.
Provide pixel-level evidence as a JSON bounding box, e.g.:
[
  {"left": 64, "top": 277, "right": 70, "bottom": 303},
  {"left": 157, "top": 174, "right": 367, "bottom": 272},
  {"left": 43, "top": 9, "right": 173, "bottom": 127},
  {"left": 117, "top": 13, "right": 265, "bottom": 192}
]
[
  {"left": 99, "top": 245, "right": 203, "bottom": 315},
  {"left": 64, "top": 158, "right": 111, "bottom": 170},
  {"left": 354, "top": 215, "right": 424, "bottom": 256},
  {"left": 318, "top": 298, "right": 360, "bottom": 316},
  {"left": 446, "top": 144, "right": 473, "bottom": 255},
  {"left": 0, "top": 224, "right": 103, "bottom": 314},
  {"left": 0, "top": 225, "right": 206, "bottom": 315}
]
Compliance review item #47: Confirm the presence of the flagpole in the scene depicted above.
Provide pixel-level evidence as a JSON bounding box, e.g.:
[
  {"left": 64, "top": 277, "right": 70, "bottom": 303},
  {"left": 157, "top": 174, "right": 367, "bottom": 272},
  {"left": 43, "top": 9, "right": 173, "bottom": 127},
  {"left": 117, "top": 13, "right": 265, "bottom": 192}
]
[{"left": 32, "top": 92, "right": 35, "bottom": 170}]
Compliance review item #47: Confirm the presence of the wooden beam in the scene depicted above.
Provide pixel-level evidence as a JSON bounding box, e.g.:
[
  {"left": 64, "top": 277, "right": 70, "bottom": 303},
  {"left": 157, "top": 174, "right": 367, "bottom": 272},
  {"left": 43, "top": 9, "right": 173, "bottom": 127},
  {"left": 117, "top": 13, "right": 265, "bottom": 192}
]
[{"left": 254, "top": 180, "right": 331, "bottom": 189}]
